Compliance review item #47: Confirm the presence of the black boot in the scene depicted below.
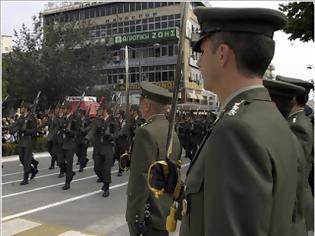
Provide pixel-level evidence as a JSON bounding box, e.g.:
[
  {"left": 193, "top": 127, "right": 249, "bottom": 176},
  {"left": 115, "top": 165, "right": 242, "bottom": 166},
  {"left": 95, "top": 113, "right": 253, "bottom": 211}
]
[
  {"left": 20, "top": 172, "right": 29, "bottom": 185},
  {"left": 30, "top": 166, "right": 39, "bottom": 179},
  {"left": 58, "top": 164, "right": 66, "bottom": 178},
  {"left": 62, "top": 172, "right": 75, "bottom": 190},
  {"left": 62, "top": 179, "right": 70, "bottom": 190},
  {"left": 79, "top": 158, "right": 89, "bottom": 172},
  {"left": 32, "top": 159, "right": 39, "bottom": 170},
  {"left": 48, "top": 158, "right": 55, "bottom": 170},
  {"left": 102, "top": 182, "right": 110, "bottom": 197}
]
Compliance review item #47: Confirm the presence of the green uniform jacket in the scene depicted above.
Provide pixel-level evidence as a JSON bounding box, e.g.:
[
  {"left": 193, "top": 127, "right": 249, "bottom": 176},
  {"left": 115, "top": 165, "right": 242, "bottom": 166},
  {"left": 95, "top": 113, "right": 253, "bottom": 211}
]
[
  {"left": 289, "top": 110, "right": 314, "bottom": 231},
  {"left": 179, "top": 87, "right": 303, "bottom": 236},
  {"left": 126, "top": 114, "right": 181, "bottom": 230},
  {"left": 10, "top": 114, "right": 37, "bottom": 148}
]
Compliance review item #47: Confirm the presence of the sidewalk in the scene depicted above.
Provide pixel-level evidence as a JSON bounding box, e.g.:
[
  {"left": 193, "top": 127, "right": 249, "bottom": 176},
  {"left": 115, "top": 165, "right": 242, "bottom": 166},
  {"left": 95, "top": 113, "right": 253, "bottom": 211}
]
[{"left": 2, "top": 147, "right": 93, "bottom": 163}]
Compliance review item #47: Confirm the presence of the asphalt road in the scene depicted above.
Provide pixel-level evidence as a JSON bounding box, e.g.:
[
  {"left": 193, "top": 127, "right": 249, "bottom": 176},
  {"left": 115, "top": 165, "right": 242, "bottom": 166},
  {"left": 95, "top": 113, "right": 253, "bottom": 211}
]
[{"left": 2, "top": 150, "right": 189, "bottom": 236}]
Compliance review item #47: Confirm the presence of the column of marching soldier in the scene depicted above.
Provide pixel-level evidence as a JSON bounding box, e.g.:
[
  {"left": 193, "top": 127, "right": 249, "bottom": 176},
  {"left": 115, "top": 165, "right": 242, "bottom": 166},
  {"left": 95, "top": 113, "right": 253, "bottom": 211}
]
[
  {"left": 4, "top": 99, "right": 215, "bottom": 194},
  {"left": 3, "top": 6, "right": 315, "bottom": 236}
]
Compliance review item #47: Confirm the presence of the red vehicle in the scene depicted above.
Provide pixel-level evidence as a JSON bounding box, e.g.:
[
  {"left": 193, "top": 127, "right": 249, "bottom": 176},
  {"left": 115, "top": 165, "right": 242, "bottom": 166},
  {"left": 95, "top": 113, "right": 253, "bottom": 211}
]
[{"left": 66, "top": 96, "right": 100, "bottom": 118}]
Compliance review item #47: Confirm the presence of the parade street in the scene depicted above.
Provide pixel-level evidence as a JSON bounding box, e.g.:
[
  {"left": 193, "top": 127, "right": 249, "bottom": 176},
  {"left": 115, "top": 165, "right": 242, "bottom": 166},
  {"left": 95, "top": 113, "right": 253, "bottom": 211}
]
[{"left": 2, "top": 151, "right": 189, "bottom": 236}]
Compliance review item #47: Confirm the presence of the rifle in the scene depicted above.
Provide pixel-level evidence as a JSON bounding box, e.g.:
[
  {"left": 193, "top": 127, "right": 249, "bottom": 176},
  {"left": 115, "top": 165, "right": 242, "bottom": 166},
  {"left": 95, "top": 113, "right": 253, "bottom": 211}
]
[
  {"left": 66, "top": 91, "right": 85, "bottom": 133},
  {"left": 30, "top": 91, "right": 41, "bottom": 117},
  {"left": 21, "top": 91, "right": 41, "bottom": 134},
  {"left": 2, "top": 95, "right": 9, "bottom": 105},
  {"left": 73, "top": 91, "right": 86, "bottom": 118},
  {"left": 146, "top": 2, "right": 189, "bottom": 232},
  {"left": 112, "top": 92, "right": 122, "bottom": 117}
]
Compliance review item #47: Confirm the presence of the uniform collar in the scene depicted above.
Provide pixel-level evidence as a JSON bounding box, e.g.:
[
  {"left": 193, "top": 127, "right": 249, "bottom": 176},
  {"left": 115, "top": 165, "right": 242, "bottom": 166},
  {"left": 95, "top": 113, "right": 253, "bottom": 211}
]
[
  {"left": 218, "top": 85, "right": 269, "bottom": 117},
  {"left": 146, "top": 114, "right": 165, "bottom": 122},
  {"left": 289, "top": 108, "right": 304, "bottom": 118}
]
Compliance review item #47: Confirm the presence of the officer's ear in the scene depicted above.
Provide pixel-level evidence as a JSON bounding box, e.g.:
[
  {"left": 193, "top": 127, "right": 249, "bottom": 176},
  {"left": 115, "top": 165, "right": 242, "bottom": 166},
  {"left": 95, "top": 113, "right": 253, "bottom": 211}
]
[{"left": 215, "top": 43, "right": 234, "bottom": 69}]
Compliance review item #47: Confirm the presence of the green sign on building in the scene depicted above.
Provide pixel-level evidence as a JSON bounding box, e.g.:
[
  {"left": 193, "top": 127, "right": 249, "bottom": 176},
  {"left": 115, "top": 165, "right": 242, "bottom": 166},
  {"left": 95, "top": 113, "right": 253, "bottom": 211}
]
[{"left": 114, "top": 28, "right": 179, "bottom": 44}]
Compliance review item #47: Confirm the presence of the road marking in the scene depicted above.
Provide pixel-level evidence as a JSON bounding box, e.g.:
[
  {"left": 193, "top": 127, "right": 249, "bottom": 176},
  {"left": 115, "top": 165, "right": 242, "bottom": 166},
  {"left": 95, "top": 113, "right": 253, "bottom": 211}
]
[
  {"left": 2, "top": 171, "right": 114, "bottom": 199},
  {"left": 2, "top": 218, "right": 101, "bottom": 236},
  {"left": 2, "top": 147, "right": 94, "bottom": 163},
  {"left": 2, "top": 165, "right": 95, "bottom": 185},
  {"left": 2, "top": 160, "right": 95, "bottom": 177},
  {"left": 2, "top": 182, "right": 128, "bottom": 222},
  {"left": 59, "top": 231, "right": 97, "bottom": 236},
  {"left": 2, "top": 218, "right": 41, "bottom": 236}
]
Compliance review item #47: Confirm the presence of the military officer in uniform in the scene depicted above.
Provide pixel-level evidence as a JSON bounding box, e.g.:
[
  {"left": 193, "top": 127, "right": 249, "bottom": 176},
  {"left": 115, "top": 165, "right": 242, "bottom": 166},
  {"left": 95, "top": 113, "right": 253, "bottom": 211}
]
[
  {"left": 264, "top": 78, "right": 309, "bottom": 235},
  {"left": 276, "top": 75, "right": 314, "bottom": 235},
  {"left": 74, "top": 109, "right": 90, "bottom": 172},
  {"left": 9, "top": 102, "right": 38, "bottom": 185},
  {"left": 179, "top": 7, "right": 305, "bottom": 236},
  {"left": 85, "top": 102, "right": 116, "bottom": 197},
  {"left": 126, "top": 82, "right": 182, "bottom": 236},
  {"left": 57, "top": 102, "right": 77, "bottom": 190},
  {"left": 46, "top": 105, "right": 60, "bottom": 170}
]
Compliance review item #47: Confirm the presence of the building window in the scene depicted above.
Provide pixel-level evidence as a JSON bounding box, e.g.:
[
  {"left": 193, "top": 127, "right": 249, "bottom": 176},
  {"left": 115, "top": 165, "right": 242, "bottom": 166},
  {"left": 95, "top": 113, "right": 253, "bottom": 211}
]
[
  {"left": 123, "top": 3, "right": 129, "bottom": 13},
  {"left": 149, "top": 2, "right": 154, "bottom": 8},
  {"left": 136, "top": 25, "right": 142, "bottom": 32},
  {"left": 136, "top": 2, "right": 141, "bottom": 11},
  {"left": 162, "top": 72, "right": 168, "bottom": 81},
  {"left": 130, "top": 2, "right": 135, "bottom": 11},
  {"left": 118, "top": 3, "right": 123, "bottom": 13},
  {"left": 155, "top": 47, "right": 160, "bottom": 57},
  {"left": 149, "top": 73, "right": 155, "bottom": 82},
  {"left": 156, "top": 72, "right": 161, "bottom": 81},
  {"left": 168, "top": 45, "right": 174, "bottom": 56},
  {"left": 142, "top": 2, "right": 147, "bottom": 10}
]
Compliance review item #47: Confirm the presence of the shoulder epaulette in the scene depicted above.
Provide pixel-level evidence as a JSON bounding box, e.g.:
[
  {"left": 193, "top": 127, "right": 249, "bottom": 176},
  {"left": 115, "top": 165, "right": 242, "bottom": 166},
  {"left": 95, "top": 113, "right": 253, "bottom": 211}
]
[
  {"left": 225, "top": 100, "right": 247, "bottom": 117},
  {"left": 140, "top": 120, "right": 151, "bottom": 127}
]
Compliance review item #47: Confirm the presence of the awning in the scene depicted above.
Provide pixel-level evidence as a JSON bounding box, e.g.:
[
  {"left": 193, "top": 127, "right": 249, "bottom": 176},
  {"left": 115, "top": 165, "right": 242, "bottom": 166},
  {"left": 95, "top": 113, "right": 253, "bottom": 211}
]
[{"left": 187, "top": 93, "right": 198, "bottom": 99}]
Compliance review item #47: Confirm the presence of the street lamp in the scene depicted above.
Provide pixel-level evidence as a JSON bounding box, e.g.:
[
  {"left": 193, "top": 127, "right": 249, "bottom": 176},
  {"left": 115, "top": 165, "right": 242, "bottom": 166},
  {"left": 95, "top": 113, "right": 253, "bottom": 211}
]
[{"left": 119, "top": 43, "right": 161, "bottom": 111}]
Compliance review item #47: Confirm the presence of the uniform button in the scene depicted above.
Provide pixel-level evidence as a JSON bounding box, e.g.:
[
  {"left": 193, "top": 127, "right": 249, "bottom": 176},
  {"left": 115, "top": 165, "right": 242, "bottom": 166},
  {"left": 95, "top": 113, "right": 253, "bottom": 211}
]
[{"left": 297, "top": 166, "right": 302, "bottom": 172}]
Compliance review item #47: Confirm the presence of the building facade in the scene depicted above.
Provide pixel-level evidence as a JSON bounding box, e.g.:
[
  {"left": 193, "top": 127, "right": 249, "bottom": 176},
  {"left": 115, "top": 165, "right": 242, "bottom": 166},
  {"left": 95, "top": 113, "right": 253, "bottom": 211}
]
[
  {"left": 42, "top": 2, "right": 217, "bottom": 106},
  {"left": 1, "top": 35, "right": 13, "bottom": 54}
]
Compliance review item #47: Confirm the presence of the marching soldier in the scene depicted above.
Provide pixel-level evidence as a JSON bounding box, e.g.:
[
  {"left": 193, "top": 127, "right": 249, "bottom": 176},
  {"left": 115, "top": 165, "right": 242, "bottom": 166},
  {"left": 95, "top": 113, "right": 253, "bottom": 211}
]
[
  {"left": 113, "top": 110, "right": 129, "bottom": 176},
  {"left": 46, "top": 106, "right": 60, "bottom": 170},
  {"left": 9, "top": 102, "right": 38, "bottom": 185},
  {"left": 74, "top": 109, "right": 90, "bottom": 172},
  {"left": 178, "top": 7, "right": 305, "bottom": 236},
  {"left": 85, "top": 102, "right": 116, "bottom": 197},
  {"left": 57, "top": 102, "right": 77, "bottom": 190},
  {"left": 125, "top": 82, "right": 182, "bottom": 236},
  {"left": 276, "top": 75, "right": 314, "bottom": 234}
]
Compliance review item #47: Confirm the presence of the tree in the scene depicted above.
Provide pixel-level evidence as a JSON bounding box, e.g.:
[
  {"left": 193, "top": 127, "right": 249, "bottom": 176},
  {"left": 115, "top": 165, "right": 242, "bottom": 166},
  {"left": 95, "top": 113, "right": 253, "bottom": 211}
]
[
  {"left": 7, "top": 14, "right": 111, "bottom": 109},
  {"left": 263, "top": 64, "right": 275, "bottom": 80},
  {"left": 279, "top": 2, "right": 314, "bottom": 42}
]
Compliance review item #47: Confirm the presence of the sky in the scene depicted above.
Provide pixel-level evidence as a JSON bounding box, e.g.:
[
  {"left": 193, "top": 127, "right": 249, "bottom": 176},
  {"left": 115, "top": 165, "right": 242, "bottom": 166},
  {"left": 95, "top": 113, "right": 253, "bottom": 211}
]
[{"left": 1, "top": 1, "right": 315, "bottom": 82}]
